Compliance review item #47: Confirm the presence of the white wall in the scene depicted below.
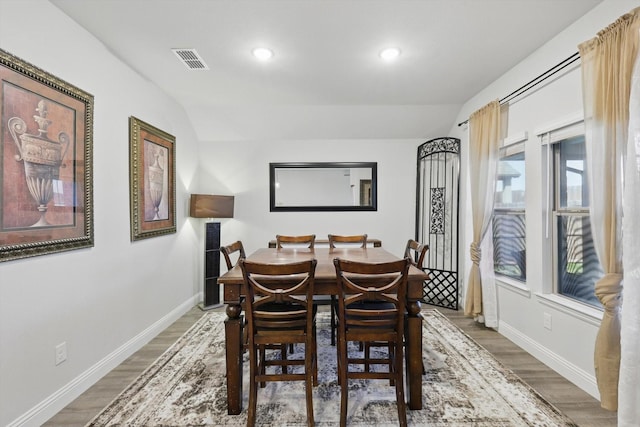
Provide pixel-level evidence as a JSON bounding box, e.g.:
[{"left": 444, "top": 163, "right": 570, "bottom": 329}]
[
  {"left": 448, "top": 0, "right": 639, "bottom": 399},
  {"left": 198, "top": 138, "right": 421, "bottom": 263},
  {"left": 0, "top": 1, "right": 201, "bottom": 425}
]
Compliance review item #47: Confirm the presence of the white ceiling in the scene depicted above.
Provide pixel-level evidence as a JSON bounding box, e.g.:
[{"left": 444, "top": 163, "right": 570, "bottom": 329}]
[{"left": 51, "top": 0, "right": 602, "bottom": 142}]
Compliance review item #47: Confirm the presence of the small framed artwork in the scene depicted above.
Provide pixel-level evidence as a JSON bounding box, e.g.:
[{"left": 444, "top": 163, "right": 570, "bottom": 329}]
[
  {"left": 0, "top": 48, "right": 94, "bottom": 262},
  {"left": 129, "top": 116, "right": 176, "bottom": 241}
]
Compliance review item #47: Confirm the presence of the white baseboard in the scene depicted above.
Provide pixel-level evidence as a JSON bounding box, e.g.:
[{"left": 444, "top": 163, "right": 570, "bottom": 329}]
[
  {"left": 8, "top": 295, "right": 200, "bottom": 427},
  {"left": 498, "top": 319, "right": 600, "bottom": 399}
]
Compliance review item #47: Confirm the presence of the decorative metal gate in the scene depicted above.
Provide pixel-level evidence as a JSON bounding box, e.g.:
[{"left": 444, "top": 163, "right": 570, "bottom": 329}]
[{"left": 416, "top": 137, "right": 460, "bottom": 309}]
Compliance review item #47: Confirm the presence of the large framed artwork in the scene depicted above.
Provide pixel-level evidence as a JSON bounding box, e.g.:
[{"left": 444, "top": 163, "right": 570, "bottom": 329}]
[
  {"left": 0, "top": 49, "right": 94, "bottom": 262},
  {"left": 129, "top": 116, "right": 176, "bottom": 241}
]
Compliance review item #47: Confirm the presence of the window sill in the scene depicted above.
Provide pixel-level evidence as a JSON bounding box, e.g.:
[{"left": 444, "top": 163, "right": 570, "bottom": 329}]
[
  {"left": 535, "top": 293, "right": 603, "bottom": 327},
  {"left": 495, "top": 276, "right": 531, "bottom": 298}
]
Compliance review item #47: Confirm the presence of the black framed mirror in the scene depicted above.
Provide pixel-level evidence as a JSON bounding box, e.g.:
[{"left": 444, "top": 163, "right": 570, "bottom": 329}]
[{"left": 270, "top": 162, "right": 377, "bottom": 212}]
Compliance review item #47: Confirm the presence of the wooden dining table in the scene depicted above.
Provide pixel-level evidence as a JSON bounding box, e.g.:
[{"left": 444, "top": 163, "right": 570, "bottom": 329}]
[{"left": 218, "top": 247, "right": 429, "bottom": 415}]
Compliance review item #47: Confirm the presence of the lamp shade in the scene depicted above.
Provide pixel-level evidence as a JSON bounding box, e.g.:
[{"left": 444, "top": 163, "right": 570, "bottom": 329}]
[{"left": 189, "top": 194, "right": 234, "bottom": 218}]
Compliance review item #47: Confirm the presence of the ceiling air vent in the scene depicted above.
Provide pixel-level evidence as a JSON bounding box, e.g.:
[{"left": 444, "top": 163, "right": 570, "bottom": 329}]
[{"left": 172, "top": 48, "right": 209, "bottom": 70}]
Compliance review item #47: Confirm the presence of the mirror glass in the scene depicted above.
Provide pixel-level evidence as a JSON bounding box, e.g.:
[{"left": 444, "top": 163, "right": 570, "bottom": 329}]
[{"left": 270, "top": 162, "right": 377, "bottom": 211}]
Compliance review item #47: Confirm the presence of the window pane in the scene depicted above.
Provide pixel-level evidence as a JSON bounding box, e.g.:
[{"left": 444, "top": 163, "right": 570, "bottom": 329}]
[
  {"left": 493, "top": 212, "right": 526, "bottom": 280},
  {"left": 556, "top": 214, "right": 603, "bottom": 308},
  {"left": 494, "top": 148, "right": 526, "bottom": 281},
  {"left": 557, "top": 136, "right": 588, "bottom": 209},
  {"left": 495, "top": 151, "right": 525, "bottom": 209}
]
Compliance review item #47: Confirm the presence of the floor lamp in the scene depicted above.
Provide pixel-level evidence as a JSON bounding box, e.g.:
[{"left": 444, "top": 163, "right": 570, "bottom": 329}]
[{"left": 189, "top": 194, "right": 234, "bottom": 310}]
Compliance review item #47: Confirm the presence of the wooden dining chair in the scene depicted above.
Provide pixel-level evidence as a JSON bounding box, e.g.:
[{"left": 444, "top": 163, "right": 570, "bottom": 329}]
[
  {"left": 362, "top": 239, "right": 429, "bottom": 374},
  {"left": 221, "top": 240, "right": 246, "bottom": 270},
  {"left": 328, "top": 234, "right": 368, "bottom": 345},
  {"left": 404, "top": 239, "right": 429, "bottom": 373},
  {"left": 223, "top": 240, "right": 291, "bottom": 357},
  {"left": 273, "top": 235, "right": 317, "bottom": 353},
  {"left": 333, "top": 257, "right": 411, "bottom": 427},
  {"left": 275, "top": 234, "right": 316, "bottom": 249},
  {"left": 404, "top": 239, "right": 429, "bottom": 270},
  {"left": 240, "top": 258, "right": 318, "bottom": 427},
  {"left": 221, "top": 241, "right": 255, "bottom": 353},
  {"left": 328, "top": 233, "right": 368, "bottom": 249}
]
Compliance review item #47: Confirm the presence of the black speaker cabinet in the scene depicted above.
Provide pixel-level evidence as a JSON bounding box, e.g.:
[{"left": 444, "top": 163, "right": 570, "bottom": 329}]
[{"left": 203, "top": 222, "right": 221, "bottom": 308}]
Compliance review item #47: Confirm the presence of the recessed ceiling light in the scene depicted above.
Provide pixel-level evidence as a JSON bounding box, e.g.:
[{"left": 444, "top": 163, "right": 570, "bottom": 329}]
[
  {"left": 379, "top": 47, "right": 401, "bottom": 61},
  {"left": 252, "top": 47, "right": 274, "bottom": 61}
]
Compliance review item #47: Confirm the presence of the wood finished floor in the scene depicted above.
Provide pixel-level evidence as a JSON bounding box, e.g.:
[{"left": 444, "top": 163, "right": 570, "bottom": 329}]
[{"left": 44, "top": 305, "right": 617, "bottom": 426}]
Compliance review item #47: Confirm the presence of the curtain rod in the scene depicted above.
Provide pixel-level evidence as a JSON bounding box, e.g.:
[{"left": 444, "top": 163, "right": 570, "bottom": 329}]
[{"left": 457, "top": 52, "right": 581, "bottom": 127}]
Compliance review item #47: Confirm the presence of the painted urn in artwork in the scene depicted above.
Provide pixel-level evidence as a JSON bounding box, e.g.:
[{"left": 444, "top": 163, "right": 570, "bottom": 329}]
[
  {"left": 147, "top": 148, "right": 164, "bottom": 220},
  {"left": 8, "top": 99, "right": 69, "bottom": 227}
]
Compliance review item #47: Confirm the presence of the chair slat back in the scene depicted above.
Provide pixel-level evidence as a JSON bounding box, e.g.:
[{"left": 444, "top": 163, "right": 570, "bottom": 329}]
[
  {"left": 240, "top": 259, "right": 317, "bottom": 334},
  {"left": 221, "top": 240, "right": 246, "bottom": 270},
  {"left": 333, "top": 257, "right": 410, "bottom": 334},
  {"left": 276, "top": 234, "right": 316, "bottom": 249},
  {"left": 328, "top": 234, "right": 368, "bottom": 249}
]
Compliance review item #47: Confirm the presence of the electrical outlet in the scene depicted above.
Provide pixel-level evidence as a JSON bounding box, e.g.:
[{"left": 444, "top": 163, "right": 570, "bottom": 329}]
[
  {"left": 543, "top": 313, "right": 552, "bottom": 331},
  {"left": 55, "top": 342, "right": 67, "bottom": 365}
]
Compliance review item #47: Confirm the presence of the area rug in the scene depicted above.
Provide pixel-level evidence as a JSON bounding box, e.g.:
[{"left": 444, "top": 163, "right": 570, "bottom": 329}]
[{"left": 87, "top": 310, "right": 578, "bottom": 426}]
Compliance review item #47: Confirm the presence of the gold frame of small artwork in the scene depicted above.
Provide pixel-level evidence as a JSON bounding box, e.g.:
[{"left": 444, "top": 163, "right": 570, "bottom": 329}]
[{"left": 129, "top": 116, "right": 176, "bottom": 241}]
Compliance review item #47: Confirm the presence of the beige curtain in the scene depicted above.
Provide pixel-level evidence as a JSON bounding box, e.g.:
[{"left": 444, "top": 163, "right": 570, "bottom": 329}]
[
  {"left": 578, "top": 7, "right": 640, "bottom": 411},
  {"left": 464, "top": 100, "right": 504, "bottom": 324}
]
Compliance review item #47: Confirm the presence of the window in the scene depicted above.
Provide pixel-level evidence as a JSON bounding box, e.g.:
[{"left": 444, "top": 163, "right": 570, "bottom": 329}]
[
  {"left": 552, "top": 135, "right": 602, "bottom": 308},
  {"left": 493, "top": 141, "right": 526, "bottom": 281}
]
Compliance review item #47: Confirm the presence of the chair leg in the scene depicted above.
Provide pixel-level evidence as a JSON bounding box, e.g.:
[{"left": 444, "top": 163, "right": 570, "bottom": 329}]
[
  {"left": 243, "top": 327, "right": 249, "bottom": 353},
  {"left": 338, "top": 336, "right": 348, "bottom": 427},
  {"left": 364, "top": 343, "right": 370, "bottom": 372},
  {"left": 336, "top": 336, "right": 341, "bottom": 386},
  {"left": 259, "top": 345, "right": 266, "bottom": 388},
  {"left": 394, "top": 346, "right": 407, "bottom": 427},
  {"left": 281, "top": 344, "right": 288, "bottom": 375},
  {"left": 389, "top": 344, "right": 395, "bottom": 386},
  {"left": 301, "top": 330, "right": 316, "bottom": 425},
  {"left": 312, "top": 327, "right": 318, "bottom": 386},
  {"left": 305, "top": 352, "right": 315, "bottom": 426},
  {"left": 248, "top": 346, "right": 259, "bottom": 427},
  {"left": 330, "top": 295, "right": 337, "bottom": 346}
]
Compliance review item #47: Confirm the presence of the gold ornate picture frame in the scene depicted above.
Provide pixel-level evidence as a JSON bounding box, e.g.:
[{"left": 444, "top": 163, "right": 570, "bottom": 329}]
[
  {"left": 129, "top": 116, "right": 176, "bottom": 241},
  {"left": 0, "top": 48, "right": 94, "bottom": 262}
]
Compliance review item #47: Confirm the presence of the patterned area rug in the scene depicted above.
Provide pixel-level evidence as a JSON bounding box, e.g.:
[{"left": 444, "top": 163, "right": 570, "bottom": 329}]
[{"left": 87, "top": 310, "right": 578, "bottom": 426}]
